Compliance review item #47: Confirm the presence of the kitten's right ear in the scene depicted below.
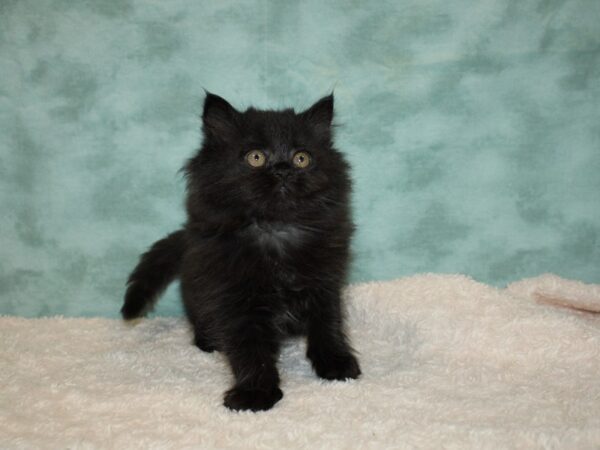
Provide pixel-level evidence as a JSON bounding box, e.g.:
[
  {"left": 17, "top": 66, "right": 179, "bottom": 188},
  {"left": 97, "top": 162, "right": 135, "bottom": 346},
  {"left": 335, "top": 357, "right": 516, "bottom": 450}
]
[{"left": 202, "top": 92, "right": 239, "bottom": 140}]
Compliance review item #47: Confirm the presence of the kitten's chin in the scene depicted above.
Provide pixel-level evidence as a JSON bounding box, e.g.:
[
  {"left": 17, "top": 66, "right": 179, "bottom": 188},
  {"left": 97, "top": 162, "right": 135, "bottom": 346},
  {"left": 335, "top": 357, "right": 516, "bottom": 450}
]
[
  {"left": 271, "top": 180, "right": 292, "bottom": 198},
  {"left": 263, "top": 186, "right": 299, "bottom": 216}
]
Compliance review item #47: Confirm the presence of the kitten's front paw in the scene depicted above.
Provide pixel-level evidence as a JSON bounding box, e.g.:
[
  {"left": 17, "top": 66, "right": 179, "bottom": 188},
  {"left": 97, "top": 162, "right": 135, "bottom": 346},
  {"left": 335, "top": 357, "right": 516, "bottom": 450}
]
[
  {"left": 308, "top": 350, "right": 361, "bottom": 381},
  {"left": 224, "top": 386, "right": 283, "bottom": 412}
]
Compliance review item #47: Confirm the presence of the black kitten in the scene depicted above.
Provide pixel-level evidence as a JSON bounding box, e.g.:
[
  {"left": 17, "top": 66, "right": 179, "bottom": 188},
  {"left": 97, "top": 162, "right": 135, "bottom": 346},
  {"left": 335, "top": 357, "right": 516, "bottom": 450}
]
[{"left": 122, "top": 92, "right": 360, "bottom": 412}]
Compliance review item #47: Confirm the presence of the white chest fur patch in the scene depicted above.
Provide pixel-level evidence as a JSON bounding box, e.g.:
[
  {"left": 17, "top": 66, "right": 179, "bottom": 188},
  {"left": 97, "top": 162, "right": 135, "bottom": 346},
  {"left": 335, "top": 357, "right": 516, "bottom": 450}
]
[{"left": 247, "top": 222, "right": 306, "bottom": 254}]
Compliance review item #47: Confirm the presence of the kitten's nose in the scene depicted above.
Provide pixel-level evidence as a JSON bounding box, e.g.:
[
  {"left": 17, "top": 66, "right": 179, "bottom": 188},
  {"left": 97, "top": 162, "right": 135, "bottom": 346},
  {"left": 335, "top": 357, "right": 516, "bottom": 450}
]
[{"left": 273, "top": 162, "right": 291, "bottom": 180}]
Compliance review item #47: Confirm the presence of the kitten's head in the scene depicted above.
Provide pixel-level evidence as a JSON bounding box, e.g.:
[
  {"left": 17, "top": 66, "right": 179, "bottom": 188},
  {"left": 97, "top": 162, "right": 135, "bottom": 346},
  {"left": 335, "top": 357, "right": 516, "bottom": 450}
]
[{"left": 186, "top": 93, "right": 351, "bottom": 223}]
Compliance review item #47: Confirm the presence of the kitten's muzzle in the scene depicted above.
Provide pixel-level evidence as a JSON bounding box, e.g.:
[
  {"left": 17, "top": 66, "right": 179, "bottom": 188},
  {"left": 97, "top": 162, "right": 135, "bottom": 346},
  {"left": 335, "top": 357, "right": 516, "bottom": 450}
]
[{"left": 273, "top": 162, "right": 292, "bottom": 181}]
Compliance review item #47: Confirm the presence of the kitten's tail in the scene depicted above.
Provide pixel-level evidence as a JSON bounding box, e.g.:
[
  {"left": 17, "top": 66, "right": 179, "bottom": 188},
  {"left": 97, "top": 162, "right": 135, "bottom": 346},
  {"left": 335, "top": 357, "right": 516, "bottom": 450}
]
[{"left": 121, "top": 229, "right": 185, "bottom": 319}]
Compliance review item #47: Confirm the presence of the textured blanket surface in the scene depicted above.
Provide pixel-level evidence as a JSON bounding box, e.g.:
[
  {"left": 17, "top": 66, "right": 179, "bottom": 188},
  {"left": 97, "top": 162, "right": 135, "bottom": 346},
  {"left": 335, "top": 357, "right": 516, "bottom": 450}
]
[{"left": 2, "top": 274, "right": 600, "bottom": 449}]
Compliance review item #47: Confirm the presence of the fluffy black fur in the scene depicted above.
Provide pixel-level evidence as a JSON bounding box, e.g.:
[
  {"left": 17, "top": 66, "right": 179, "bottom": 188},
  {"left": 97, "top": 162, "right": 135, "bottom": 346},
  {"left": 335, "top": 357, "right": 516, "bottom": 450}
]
[{"left": 122, "top": 93, "right": 360, "bottom": 412}]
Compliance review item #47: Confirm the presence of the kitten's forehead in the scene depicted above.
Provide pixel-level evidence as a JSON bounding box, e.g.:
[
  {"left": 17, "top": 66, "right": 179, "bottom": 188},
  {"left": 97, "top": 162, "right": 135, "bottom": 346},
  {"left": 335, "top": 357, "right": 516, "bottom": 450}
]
[{"left": 242, "top": 108, "right": 307, "bottom": 144}]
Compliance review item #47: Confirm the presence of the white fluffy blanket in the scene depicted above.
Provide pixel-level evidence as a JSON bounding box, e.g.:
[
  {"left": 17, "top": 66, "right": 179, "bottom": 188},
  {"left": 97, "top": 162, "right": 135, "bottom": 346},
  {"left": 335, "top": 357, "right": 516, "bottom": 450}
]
[{"left": 2, "top": 274, "right": 600, "bottom": 449}]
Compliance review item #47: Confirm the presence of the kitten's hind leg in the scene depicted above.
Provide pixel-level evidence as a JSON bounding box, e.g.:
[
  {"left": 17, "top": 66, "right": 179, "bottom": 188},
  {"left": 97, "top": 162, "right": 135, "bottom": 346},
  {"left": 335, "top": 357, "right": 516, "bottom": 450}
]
[
  {"left": 306, "top": 290, "right": 361, "bottom": 381},
  {"left": 193, "top": 327, "right": 217, "bottom": 353}
]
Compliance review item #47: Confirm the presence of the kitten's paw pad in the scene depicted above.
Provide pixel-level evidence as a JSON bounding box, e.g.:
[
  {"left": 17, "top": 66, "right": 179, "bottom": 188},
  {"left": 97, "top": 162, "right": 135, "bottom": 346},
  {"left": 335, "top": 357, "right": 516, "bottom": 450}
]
[
  {"left": 310, "top": 352, "right": 361, "bottom": 381},
  {"left": 223, "top": 386, "right": 283, "bottom": 412}
]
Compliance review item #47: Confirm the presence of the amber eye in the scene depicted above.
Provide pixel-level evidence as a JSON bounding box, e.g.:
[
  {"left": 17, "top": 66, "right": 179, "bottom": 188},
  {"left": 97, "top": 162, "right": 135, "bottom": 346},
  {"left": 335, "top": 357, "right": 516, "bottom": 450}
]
[
  {"left": 246, "top": 150, "right": 266, "bottom": 168},
  {"left": 292, "top": 151, "right": 311, "bottom": 169}
]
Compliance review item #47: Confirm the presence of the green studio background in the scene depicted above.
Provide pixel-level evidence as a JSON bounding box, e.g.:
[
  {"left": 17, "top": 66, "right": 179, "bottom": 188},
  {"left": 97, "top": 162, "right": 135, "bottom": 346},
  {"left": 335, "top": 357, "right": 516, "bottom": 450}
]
[{"left": 1, "top": 0, "right": 599, "bottom": 317}]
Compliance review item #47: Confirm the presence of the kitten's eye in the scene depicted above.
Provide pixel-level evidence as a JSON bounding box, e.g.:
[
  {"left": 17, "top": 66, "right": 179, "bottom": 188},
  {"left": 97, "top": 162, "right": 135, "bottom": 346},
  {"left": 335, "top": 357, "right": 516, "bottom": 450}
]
[
  {"left": 246, "top": 150, "right": 266, "bottom": 168},
  {"left": 292, "top": 151, "right": 311, "bottom": 169}
]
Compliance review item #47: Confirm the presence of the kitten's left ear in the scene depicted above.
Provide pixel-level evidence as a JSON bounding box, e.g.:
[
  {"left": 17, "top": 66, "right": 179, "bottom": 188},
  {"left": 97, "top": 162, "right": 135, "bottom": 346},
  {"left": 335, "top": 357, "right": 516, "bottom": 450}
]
[{"left": 301, "top": 94, "right": 334, "bottom": 134}]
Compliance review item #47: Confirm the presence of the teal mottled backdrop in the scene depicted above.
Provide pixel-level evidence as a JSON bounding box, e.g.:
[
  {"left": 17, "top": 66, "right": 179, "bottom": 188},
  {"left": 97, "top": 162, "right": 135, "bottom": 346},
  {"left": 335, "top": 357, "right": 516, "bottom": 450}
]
[{"left": 1, "top": 0, "right": 599, "bottom": 317}]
